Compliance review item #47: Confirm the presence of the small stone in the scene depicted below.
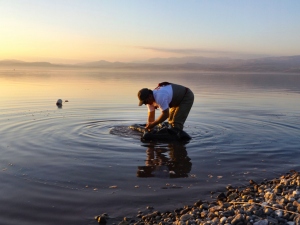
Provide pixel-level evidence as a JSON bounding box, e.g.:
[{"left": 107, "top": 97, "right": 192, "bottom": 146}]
[
  {"left": 118, "top": 220, "right": 129, "bottom": 225},
  {"left": 264, "top": 207, "right": 273, "bottom": 215},
  {"left": 275, "top": 209, "right": 283, "bottom": 217},
  {"left": 212, "top": 217, "right": 220, "bottom": 223},
  {"left": 200, "top": 211, "right": 207, "bottom": 218},
  {"left": 293, "top": 201, "right": 300, "bottom": 206},
  {"left": 217, "top": 192, "right": 227, "bottom": 201},
  {"left": 97, "top": 216, "right": 107, "bottom": 224},
  {"left": 101, "top": 213, "right": 109, "bottom": 218},
  {"left": 253, "top": 219, "right": 268, "bottom": 225},
  {"left": 201, "top": 203, "right": 209, "bottom": 210},
  {"left": 274, "top": 187, "right": 282, "bottom": 194},
  {"left": 249, "top": 180, "right": 257, "bottom": 185},
  {"left": 220, "top": 216, "right": 227, "bottom": 223},
  {"left": 231, "top": 213, "right": 244, "bottom": 225},
  {"left": 209, "top": 206, "right": 221, "bottom": 212},
  {"left": 287, "top": 222, "right": 295, "bottom": 225},
  {"left": 267, "top": 216, "right": 278, "bottom": 225},
  {"left": 194, "top": 200, "right": 203, "bottom": 207},
  {"left": 227, "top": 192, "right": 238, "bottom": 201},
  {"left": 180, "top": 214, "right": 193, "bottom": 221},
  {"left": 293, "top": 190, "right": 300, "bottom": 196}
]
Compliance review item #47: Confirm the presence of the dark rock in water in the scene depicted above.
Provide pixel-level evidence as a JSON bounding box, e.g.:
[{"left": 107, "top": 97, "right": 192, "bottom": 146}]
[
  {"left": 97, "top": 216, "right": 107, "bottom": 224},
  {"left": 217, "top": 192, "right": 227, "bottom": 201},
  {"left": 95, "top": 213, "right": 109, "bottom": 224},
  {"left": 129, "top": 122, "right": 191, "bottom": 142},
  {"left": 56, "top": 99, "right": 63, "bottom": 108},
  {"left": 194, "top": 200, "right": 203, "bottom": 207},
  {"left": 56, "top": 99, "right": 63, "bottom": 106}
]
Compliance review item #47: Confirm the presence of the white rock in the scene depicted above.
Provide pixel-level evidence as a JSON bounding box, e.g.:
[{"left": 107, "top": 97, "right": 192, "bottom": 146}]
[{"left": 275, "top": 209, "right": 283, "bottom": 217}]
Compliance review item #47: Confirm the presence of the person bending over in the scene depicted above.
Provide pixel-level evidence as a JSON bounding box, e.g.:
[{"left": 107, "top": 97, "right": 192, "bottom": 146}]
[{"left": 137, "top": 82, "right": 194, "bottom": 132}]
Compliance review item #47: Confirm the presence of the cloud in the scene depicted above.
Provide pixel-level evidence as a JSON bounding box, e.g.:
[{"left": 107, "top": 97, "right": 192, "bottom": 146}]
[{"left": 136, "top": 46, "right": 233, "bottom": 55}]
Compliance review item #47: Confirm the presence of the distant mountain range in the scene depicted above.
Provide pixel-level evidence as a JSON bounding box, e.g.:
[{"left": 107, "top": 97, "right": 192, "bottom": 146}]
[{"left": 1, "top": 55, "right": 300, "bottom": 72}]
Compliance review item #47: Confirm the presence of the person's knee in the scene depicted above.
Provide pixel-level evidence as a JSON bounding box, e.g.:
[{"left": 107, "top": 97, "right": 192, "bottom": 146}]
[{"left": 172, "top": 122, "right": 183, "bottom": 130}]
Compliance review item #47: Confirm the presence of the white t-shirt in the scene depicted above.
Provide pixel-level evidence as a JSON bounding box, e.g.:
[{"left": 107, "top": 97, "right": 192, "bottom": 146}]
[{"left": 147, "top": 85, "right": 173, "bottom": 112}]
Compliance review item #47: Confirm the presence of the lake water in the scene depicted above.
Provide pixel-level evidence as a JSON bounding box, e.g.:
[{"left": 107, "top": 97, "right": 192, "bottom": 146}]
[{"left": 0, "top": 68, "right": 300, "bottom": 225}]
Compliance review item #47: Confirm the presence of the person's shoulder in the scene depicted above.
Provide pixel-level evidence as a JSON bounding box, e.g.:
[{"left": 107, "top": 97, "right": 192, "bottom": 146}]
[{"left": 158, "top": 85, "right": 171, "bottom": 91}]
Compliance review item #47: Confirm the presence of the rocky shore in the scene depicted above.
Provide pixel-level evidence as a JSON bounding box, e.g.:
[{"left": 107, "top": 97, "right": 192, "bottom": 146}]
[{"left": 95, "top": 170, "right": 300, "bottom": 225}]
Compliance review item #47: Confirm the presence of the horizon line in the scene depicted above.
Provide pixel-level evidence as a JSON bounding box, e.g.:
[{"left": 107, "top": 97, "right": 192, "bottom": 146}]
[{"left": 1, "top": 54, "right": 300, "bottom": 65}]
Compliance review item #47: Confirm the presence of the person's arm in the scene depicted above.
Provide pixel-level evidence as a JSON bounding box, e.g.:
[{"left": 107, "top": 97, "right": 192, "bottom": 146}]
[
  {"left": 146, "top": 108, "right": 169, "bottom": 130},
  {"left": 147, "top": 110, "right": 155, "bottom": 123}
]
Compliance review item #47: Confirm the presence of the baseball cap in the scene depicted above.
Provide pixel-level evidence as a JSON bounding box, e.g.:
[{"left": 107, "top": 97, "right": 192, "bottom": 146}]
[{"left": 137, "top": 88, "right": 150, "bottom": 106}]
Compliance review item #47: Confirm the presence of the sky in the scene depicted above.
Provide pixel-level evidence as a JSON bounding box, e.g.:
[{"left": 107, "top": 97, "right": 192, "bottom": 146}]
[{"left": 1, "top": 0, "right": 300, "bottom": 63}]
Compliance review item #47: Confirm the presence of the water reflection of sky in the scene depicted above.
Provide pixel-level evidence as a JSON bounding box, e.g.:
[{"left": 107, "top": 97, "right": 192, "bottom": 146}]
[{"left": 1, "top": 69, "right": 300, "bottom": 112}]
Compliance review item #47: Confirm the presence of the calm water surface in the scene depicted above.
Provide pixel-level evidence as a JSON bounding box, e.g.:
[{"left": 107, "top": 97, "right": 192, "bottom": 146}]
[{"left": 0, "top": 68, "right": 300, "bottom": 225}]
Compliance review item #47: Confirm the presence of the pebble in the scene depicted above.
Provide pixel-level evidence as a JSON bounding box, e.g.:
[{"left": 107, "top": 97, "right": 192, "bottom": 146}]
[
  {"left": 95, "top": 171, "right": 300, "bottom": 225},
  {"left": 180, "top": 214, "right": 193, "bottom": 221},
  {"left": 95, "top": 213, "right": 109, "bottom": 224}
]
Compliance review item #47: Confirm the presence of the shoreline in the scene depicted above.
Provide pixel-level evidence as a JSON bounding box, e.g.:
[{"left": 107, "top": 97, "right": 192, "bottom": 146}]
[{"left": 96, "top": 170, "right": 300, "bottom": 225}]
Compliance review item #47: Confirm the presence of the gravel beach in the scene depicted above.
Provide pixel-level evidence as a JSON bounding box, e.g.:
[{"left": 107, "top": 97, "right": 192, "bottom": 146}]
[{"left": 95, "top": 170, "right": 300, "bottom": 225}]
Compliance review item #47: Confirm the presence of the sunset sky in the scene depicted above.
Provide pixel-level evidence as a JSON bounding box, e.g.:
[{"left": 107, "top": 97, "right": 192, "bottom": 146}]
[{"left": 1, "top": 0, "right": 300, "bottom": 63}]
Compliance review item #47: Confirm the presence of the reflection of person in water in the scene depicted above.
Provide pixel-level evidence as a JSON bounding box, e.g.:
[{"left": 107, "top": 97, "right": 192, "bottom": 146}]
[{"left": 137, "top": 143, "right": 192, "bottom": 178}]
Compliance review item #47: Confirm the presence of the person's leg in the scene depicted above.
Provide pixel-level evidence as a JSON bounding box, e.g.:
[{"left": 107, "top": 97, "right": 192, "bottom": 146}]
[
  {"left": 172, "top": 89, "right": 194, "bottom": 130},
  {"left": 168, "top": 107, "right": 176, "bottom": 127}
]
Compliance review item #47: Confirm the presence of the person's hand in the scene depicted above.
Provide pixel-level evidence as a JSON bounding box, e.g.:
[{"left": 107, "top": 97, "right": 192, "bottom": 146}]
[{"left": 145, "top": 122, "right": 155, "bottom": 131}]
